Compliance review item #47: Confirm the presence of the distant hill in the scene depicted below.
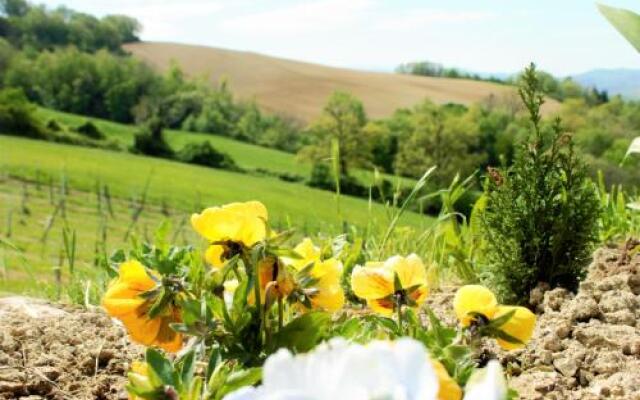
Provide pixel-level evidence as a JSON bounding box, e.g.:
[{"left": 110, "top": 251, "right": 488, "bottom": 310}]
[
  {"left": 125, "top": 42, "right": 559, "bottom": 123},
  {"left": 572, "top": 69, "right": 640, "bottom": 99}
]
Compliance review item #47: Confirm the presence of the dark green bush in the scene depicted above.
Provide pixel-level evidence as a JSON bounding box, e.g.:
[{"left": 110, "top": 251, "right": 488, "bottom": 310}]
[
  {"left": 46, "top": 119, "right": 61, "bottom": 132},
  {"left": 130, "top": 117, "right": 174, "bottom": 159},
  {"left": 75, "top": 121, "right": 105, "bottom": 140},
  {"left": 0, "top": 87, "right": 46, "bottom": 138},
  {"left": 177, "top": 141, "right": 238, "bottom": 170},
  {"left": 481, "top": 64, "right": 600, "bottom": 304}
]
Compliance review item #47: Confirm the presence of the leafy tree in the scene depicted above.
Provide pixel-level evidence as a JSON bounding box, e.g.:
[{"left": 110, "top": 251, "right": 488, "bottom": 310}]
[
  {"left": 299, "top": 91, "right": 370, "bottom": 175},
  {"left": 4, "top": 47, "right": 158, "bottom": 122},
  {"left": 394, "top": 100, "right": 485, "bottom": 185},
  {"left": 0, "top": 0, "right": 29, "bottom": 17}
]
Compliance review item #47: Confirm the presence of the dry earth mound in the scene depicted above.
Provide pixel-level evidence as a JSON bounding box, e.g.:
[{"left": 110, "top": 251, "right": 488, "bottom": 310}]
[
  {"left": 506, "top": 245, "right": 640, "bottom": 399},
  {"left": 0, "top": 300, "right": 141, "bottom": 399}
]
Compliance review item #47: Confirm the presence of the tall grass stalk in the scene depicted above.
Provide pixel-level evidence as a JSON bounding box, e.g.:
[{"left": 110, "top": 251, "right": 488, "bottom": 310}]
[
  {"left": 378, "top": 166, "right": 436, "bottom": 254},
  {"left": 124, "top": 173, "right": 153, "bottom": 240},
  {"left": 62, "top": 225, "right": 77, "bottom": 275},
  {"left": 331, "top": 138, "right": 342, "bottom": 221}
]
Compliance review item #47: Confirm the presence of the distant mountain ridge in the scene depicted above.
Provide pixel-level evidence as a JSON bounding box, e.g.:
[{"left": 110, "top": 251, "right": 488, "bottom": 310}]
[{"left": 570, "top": 69, "right": 640, "bottom": 99}]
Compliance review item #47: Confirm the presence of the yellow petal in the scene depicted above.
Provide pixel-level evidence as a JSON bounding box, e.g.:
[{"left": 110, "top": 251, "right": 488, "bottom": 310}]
[
  {"left": 155, "top": 312, "right": 183, "bottom": 353},
  {"left": 494, "top": 305, "right": 536, "bottom": 351},
  {"left": 367, "top": 298, "right": 394, "bottom": 316},
  {"left": 408, "top": 286, "right": 429, "bottom": 308},
  {"left": 102, "top": 284, "right": 145, "bottom": 317},
  {"left": 191, "top": 201, "right": 268, "bottom": 246},
  {"left": 350, "top": 264, "right": 393, "bottom": 300},
  {"left": 389, "top": 254, "right": 427, "bottom": 290},
  {"left": 118, "top": 260, "right": 157, "bottom": 291},
  {"left": 191, "top": 207, "right": 243, "bottom": 243},
  {"left": 453, "top": 285, "right": 498, "bottom": 327},
  {"left": 288, "top": 238, "right": 321, "bottom": 270},
  {"left": 205, "top": 245, "right": 225, "bottom": 269},
  {"left": 309, "top": 259, "right": 344, "bottom": 312},
  {"left": 237, "top": 215, "right": 267, "bottom": 247},
  {"left": 119, "top": 313, "right": 162, "bottom": 347},
  {"left": 431, "top": 359, "right": 462, "bottom": 400},
  {"left": 311, "top": 286, "right": 345, "bottom": 312},
  {"left": 224, "top": 201, "right": 268, "bottom": 221}
]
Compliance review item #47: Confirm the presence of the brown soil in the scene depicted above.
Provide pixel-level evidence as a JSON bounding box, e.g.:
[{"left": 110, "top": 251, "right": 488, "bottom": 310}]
[
  {"left": 0, "top": 303, "right": 141, "bottom": 399},
  {"left": 506, "top": 245, "right": 640, "bottom": 399}
]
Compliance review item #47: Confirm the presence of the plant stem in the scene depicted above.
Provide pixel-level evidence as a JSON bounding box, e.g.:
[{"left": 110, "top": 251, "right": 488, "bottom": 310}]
[
  {"left": 277, "top": 296, "right": 284, "bottom": 331},
  {"left": 396, "top": 295, "right": 404, "bottom": 336}
]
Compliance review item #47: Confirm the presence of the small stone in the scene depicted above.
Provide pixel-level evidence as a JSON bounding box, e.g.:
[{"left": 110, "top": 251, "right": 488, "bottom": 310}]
[{"left": 554, "top": 357, "right": 578, "bottom": 377}]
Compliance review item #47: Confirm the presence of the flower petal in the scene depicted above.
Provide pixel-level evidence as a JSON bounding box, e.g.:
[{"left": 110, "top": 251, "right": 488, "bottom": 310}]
[
  {"left": 431, "top": 358, "right": 462, "bottom": 400},
  {"left": 463, "top": 361, "right": 507, "bottom": 400},
  {"left": 287, "top": 238, "right": 321, "bottom": 270},
  {"left": 389, "top": 254, "right": 427, "bottom": 290},
  {"left": 205, "top": 245, "right": 225, "bottom": 269},
  {"left": 453, "top": 285, "right": 498, "bottom": 327},
  {"left": 118, "top": 260, "right": 156, "bottom": 291},
  {"left": 493, "top": 305, "right": 536, "bottom": 351},
  {"left": 351, "top": 264, "right": 393, "bottom": 300},
  {"left": 367, "top": 298, "right": 394, "bottom": 316}
]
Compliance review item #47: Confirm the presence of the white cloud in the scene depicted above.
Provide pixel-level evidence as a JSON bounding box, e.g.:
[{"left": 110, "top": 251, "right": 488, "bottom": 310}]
[
  {"left": 220, "top": 0, "right": 374, "bottom": 34},
  {"left": 376, "top": 9, "right": 496, "bottom": 31}
]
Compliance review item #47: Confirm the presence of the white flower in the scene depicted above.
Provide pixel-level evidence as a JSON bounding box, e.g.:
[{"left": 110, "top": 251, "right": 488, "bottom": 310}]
[
  {"left": 224, "top": 338, "right": 439, "bottom": 400},
  {"left": 223, "top": 279, "right": 239, "bottom": 308},
  {"left": 463, "top": 361, "right": 507, "bottom": 400}
]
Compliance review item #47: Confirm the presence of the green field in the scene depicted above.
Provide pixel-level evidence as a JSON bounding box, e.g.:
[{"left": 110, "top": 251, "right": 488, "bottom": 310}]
[
  {"left": 36, "top": 107, "right": 416, "bottom": 186},
  {"left": 2, "top": 135, "right": 429, "bottom": 228}
]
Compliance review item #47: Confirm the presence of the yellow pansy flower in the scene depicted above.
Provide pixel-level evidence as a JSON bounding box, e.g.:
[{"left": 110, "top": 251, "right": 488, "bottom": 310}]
[
  {"left": 285, "top": 238, "right": 345, "bottom": 312},
  {"left": 191, "top": 201, "right": 268, "bottom": 268},
  {"left": 493, "top": 305, "right": 536, "bottom": 350},
  {"left": 430, "top": 359, "right": 462, "bottom": 400},
  {"left": 102, "top": 260, "right": 182, "bottom": 353},
  {"left": 453, "top": 285, "right": 536, "bottom": 351},
  {"left": 351, "top": 254, "right": 429, "bottom": 316},
  {"left": 453, "top": 285, "right": 498, "bottom": 327}
]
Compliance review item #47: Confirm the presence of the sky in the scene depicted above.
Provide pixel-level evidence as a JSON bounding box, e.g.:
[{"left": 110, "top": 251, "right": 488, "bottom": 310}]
[{"left": 36, "top": 0, "right": 640, "bottom": 76}]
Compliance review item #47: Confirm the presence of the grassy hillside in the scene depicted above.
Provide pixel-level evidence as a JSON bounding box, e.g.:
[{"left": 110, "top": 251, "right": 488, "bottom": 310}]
[
  {"left": 36, "top": 107, "right": 416, "bottom": 186},
  {"left": 1, "top": 136, "right": 429, "bottom": 230},
  {"left": 125, "top": 42, "right": 561, "bottom": 123}
]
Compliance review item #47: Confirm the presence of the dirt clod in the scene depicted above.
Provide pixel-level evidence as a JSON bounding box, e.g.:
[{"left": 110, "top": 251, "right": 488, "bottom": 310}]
[{"left": 0, "top": 301, "right": 141, "bottom": 400}]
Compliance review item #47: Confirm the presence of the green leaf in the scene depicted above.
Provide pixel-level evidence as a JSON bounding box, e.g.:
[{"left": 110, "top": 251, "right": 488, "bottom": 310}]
[
  {"left": 206, "top": 347, "right": 221, "bottom": 382},
  {"left": 232, "top": 279, "right": 249, "bottom": 317},
  {"left": 145, "top": 348, "right": 176, "bottom": 387},
  {"left": 147, "top": 287, "right": 170, "bottom": 319},
  {"left": 180, "top": 350, "right": 196, "bottom": 389},
  {"left": 271, "top": 312, "right": 331, "bottom": 353},
  {"left": 216, "top": 368, "right": 262, "bottom": 400},
  {"left": 491, "top": 328, "right": 524, "bottom": 345},
  {"left": 393, "top": 272, "right": 402, "bottom": 292},
  {"left": 598, "top": 3, "right": 640, "bottom": 52},
  {"left": 488, "top": 309, "right": 516, "bottom": 329}
]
